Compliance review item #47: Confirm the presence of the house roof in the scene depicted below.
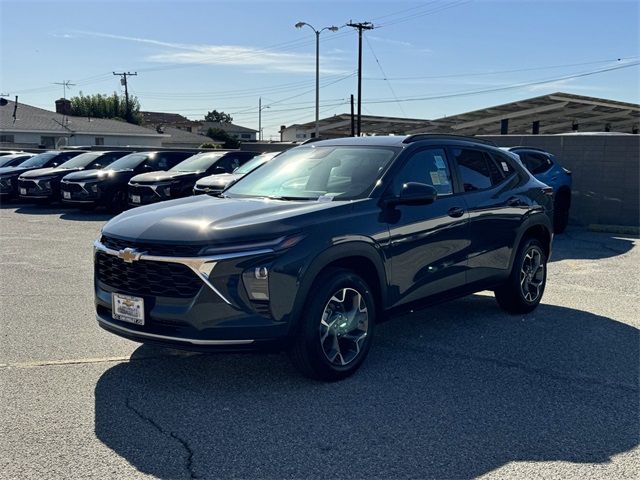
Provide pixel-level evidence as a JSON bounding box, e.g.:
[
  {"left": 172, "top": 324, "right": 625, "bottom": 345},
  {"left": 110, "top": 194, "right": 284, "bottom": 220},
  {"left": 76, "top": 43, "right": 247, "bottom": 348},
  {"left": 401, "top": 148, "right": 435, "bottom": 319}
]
[
  {"left": 140, "top": 111, "right": 196, "bottom": 126},
  {"left": 0, "top": 101, "right": 163, "bottom": 137},
  {"left": 201, "top": 121, "right": 258, "bottom": 134},
  {"left": 161, "top": 126, "right": 217, "bottom": 146}
]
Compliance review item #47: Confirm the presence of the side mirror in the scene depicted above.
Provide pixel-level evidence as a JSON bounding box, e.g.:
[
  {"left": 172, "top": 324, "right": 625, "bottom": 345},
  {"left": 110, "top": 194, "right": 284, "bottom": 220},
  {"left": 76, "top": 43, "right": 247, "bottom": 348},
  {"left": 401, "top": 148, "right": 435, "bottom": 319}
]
[
  {"left": 385, "top": 182, "right": 437, "bottom": 207},
  {"left": 213, "top": 166, "right": 227, "bottom": 174}
]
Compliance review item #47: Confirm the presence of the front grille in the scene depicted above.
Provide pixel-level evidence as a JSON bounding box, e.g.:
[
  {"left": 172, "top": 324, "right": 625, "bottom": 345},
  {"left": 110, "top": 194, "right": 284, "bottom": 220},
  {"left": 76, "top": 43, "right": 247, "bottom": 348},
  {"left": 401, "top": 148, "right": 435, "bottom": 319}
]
[
  {"left": 95, "top": 252, "right": 202, "bottom": 298},
  {"left": 19, "top": 179, "right": 50, "bottom": 194},
  {"left": 129, "top": 184, "right": 164, "bottom": 203},
  {"left": 101, "top": 235, "right": 205, "bottom": 257},
  {"left": 61, "top": 182, "right": 83, "bottom": 193}
]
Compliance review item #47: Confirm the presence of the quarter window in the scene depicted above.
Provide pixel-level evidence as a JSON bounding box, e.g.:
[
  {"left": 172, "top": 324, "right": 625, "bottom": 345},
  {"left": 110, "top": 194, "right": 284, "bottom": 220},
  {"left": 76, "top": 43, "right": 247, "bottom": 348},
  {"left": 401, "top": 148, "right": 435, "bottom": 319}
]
[
  {"left": 394, "top": 148, "right": 453, "bottom": 196},
  {"left": 453, "top": 148, "right": 505, "bottom": 192},
  {"left": 520, "top": 152, "right": 552, "bottom": 175}
]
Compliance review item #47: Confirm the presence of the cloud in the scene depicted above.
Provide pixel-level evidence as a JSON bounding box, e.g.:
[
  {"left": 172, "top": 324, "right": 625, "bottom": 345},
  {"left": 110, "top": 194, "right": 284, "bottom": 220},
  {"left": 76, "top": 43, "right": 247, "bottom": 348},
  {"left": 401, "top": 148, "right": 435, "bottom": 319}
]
[
  {"left": 72, "top": 31, "right": 347, "bottom": 74},
  {"left": 368, "top": 35, "right": 414, "bottom": 48}
]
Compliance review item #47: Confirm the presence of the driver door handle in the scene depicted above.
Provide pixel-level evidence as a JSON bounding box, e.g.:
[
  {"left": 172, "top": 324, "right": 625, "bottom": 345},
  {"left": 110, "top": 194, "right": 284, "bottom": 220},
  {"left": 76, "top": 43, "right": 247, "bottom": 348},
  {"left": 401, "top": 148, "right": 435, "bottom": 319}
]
[
  {"left": 448, "top": 207, "right": 465, "bottom": 218},
  {"left": 507, "top": 196, "right": 522, "bottom": 206}
]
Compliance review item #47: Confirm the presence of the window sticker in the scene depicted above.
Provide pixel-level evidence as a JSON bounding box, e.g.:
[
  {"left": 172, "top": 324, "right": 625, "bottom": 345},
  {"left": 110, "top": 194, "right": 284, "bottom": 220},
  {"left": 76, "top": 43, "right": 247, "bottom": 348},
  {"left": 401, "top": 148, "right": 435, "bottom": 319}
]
[
  {"left": 430, "top": 171, "right": 442, "bottom": 185},
  {"left": 501, "top": 161, "right": 509, "bottom": 172},
  {"left": 317, "top": 194, "right": 335, "bottom": 203},
  {"left": 438, "top": 170, "right": 449, "bottom": 184},
  {"left": 434, "top": 155, "right": 446, "bottom": 169}
]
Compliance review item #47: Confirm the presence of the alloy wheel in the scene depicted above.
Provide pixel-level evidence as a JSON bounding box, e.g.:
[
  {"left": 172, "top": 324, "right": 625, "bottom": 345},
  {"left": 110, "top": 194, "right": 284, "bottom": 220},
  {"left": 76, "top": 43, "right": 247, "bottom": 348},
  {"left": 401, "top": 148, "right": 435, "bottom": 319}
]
[
  {"left": 319, "top": 288, "right": 369, "bottom": 366},
  {"left": 520, "top": 247, "right": 545, "bottom": 302}
]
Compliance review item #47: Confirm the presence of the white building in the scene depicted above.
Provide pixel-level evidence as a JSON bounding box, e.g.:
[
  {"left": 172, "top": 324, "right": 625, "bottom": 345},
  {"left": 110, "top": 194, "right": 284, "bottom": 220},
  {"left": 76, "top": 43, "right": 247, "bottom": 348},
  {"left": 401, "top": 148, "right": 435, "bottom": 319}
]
[{"left": 0, "top": 99, "right": 165, "bottom": 148}]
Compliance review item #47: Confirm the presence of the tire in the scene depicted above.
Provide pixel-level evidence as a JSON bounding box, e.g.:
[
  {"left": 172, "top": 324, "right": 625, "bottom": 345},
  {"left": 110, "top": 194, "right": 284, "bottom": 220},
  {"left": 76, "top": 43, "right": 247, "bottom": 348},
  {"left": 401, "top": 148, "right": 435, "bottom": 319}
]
[
  {"left": 288, "top": 268, "right": 376, "bottom": 381},
  {"left": 106, "top": 189, "right": 126, "bottom": 214},
  {"left": 495, "top": 238, "right": 547, "bottom": 314},
  {"left": 553, "top": 190, "right": 570, "bottom": 234}
]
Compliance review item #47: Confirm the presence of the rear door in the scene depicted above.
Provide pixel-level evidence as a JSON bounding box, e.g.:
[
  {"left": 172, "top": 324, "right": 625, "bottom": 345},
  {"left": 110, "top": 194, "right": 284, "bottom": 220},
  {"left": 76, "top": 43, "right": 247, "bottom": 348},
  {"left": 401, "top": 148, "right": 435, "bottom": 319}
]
[
  {"left": 449, "top": 146, "right": 527, "bottom": 284},
  {"left": 384, "top": 146, "right": 470, "bottom": 306}
]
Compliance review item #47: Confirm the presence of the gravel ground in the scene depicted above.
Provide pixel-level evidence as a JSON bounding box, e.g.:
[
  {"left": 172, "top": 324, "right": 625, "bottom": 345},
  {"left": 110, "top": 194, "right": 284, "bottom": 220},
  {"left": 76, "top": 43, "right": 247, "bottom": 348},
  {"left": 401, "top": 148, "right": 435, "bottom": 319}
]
[{"left": 1, "top": 202, "right": 638, "bottom": 479}]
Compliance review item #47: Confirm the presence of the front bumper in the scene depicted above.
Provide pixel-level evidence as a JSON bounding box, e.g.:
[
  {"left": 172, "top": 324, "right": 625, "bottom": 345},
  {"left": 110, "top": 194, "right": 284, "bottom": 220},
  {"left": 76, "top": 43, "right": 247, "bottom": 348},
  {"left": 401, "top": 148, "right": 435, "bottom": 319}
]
[
  {"left": 94, "top": 239, "right": 294, "bottom": 349},
  {"left": 60, "top": 181, "right": 101, "bottom": 204}
]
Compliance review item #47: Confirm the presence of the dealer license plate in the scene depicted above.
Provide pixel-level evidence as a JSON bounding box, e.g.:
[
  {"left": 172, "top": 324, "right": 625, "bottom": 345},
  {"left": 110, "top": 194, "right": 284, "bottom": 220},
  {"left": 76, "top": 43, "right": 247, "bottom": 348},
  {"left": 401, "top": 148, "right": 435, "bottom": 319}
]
[
  {"left": 20, "top": 188, "right": 26, "bottom": 195},
  {"left": 63, "top": 191, "right": 71, "bottom": 199},
  {"left": 112, "top": 293, "right": 145, "bottom": 325},
  {"left": 131, "top": 195, "right": 141, "bottom": 204}
]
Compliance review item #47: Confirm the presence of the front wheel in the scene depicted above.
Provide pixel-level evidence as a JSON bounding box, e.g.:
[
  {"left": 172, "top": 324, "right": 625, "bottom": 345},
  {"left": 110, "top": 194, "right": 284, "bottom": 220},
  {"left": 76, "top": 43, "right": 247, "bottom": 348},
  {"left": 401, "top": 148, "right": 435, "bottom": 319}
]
[
  {"left": 495, "top": 238, "right": 547, "bottom": 314},
  {"left": 289, "top": 268, "right": 376, "bottom": 381}
]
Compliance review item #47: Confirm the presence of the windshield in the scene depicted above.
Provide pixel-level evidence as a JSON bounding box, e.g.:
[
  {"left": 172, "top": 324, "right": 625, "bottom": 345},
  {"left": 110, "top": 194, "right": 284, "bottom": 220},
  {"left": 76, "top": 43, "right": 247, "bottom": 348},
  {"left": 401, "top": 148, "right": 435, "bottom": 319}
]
[
  {"left": 0, "top": 155, "right": 30, "bottom": 167},
  {"left": 106, "top": 153, "right": 151, "bottom": 171},
  {"left": 170, "top": 152, "right": 225, "bottom": 172},
  {"left": 226, "top": 146, "right": 396, "bottom": 200},
  {"left": 234, "top": 152, "right": 279, "bottom": 175},
  {"left": 17, "top": 152, "right": 59, "bottom": 168},
  {"left": 59, "top": 152, "right": 102, "bottom": 169}
]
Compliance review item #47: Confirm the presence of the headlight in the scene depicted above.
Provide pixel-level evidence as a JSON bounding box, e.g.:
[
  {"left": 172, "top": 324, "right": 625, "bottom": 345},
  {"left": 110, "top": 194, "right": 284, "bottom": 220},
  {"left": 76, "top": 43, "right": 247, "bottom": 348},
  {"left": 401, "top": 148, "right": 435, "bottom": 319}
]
[
  {"left": 3, "top": 178, "right": 11, "bottom": 186},
  {"left": 199, "top": 234, "right": 306, "bottom": 256},
  {"left": 90, "top": 183, "right": 99, "bottom": 193},
  {"left": 163, "top": 187, "right": 171, "bottom": 196},
  {"left": 43, "top": 181, "right": 51, "bottom": 189}
]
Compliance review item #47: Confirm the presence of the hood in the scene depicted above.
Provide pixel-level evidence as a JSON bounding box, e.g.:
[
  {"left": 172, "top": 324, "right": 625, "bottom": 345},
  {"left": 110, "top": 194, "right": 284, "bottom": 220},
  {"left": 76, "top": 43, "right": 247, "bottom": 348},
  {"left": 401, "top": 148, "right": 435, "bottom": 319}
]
[
  {"left": 0, "top": 165, "right": 43, "bottom": 178},
  {"left": 102, "top": 194, "right": 355, "bottom": 244},
  {"left": 129, "top": 171, "right": 197, "bottom": 184},
  {"left": 19, "top": 167, "right": 81, "bottom": 179},
  {"left": 196, "top": 173, "right": 242, "bottom": 188},
  {"left": 62, "top": 169, "right": 131, "bottom": 182}
]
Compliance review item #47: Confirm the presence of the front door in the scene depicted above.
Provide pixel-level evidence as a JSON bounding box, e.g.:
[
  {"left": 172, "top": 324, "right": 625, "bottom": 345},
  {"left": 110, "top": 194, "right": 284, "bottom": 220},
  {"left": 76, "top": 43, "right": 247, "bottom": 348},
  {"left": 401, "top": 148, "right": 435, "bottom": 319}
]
[{"left": 383, "top": 146, "right": 470, "bottom": 307}]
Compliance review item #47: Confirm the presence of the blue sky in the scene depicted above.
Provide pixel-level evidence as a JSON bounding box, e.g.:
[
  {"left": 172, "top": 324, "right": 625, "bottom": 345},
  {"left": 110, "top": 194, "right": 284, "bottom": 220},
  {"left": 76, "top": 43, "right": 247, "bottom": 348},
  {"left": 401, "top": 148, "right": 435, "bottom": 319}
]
[{"left": 1, "top": 0, "right": 638, "bottom": 139}]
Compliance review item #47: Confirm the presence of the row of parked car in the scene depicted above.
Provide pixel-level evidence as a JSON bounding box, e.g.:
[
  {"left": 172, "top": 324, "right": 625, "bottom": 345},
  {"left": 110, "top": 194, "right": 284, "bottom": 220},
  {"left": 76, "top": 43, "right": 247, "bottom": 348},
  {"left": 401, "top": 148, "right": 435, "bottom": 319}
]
[
  {"left": 0, "top": 143, "right": 571, "bottom": 232},
  {"left": 0, "top": 148, "right": 280, "bottom": 212}
]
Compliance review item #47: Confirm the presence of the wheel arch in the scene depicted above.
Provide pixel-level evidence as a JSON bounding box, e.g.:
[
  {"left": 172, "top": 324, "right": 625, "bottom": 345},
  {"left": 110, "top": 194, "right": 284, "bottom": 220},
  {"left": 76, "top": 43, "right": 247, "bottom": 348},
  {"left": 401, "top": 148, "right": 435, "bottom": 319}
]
[
  {"left": 290, "top": 241, "right": 388, "bottom": 332},
  {"left": 510, "top": 215, "right": 553, "bottom": 268}
]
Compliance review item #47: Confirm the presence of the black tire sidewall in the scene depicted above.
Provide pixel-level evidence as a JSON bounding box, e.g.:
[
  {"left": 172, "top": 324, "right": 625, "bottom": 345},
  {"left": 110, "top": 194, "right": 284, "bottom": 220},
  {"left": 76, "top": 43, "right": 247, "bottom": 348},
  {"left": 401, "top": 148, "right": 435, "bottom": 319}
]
[{"left": 297, "top": 269, "right": 376, "bottom": 377}]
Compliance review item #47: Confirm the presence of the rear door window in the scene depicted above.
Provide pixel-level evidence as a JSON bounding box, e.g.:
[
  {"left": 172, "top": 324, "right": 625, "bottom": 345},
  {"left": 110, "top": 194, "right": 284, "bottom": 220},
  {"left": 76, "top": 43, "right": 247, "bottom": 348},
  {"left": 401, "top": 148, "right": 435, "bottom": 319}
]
[{"left": 452, "top": 148, "right": 498, "bottom": 192}]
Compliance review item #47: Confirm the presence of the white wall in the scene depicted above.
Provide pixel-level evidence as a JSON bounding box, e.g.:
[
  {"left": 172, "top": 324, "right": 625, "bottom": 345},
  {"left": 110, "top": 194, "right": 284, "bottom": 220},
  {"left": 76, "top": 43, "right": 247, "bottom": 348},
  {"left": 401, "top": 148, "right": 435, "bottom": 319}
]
[
  {"left": 0, "top": 131, "right": 162, "bottom": 148},
  {"left": 281, "top": 126, "right": 310, "bottom": 142}
]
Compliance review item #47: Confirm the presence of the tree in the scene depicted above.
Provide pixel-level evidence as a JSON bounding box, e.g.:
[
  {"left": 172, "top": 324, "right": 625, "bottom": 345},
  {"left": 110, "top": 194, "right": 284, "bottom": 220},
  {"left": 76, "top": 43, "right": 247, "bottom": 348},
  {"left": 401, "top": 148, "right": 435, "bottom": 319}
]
[
  {"left": 199, "top": 142, "right": 220, "bottom": 149},
  {"left": 206, "top": 127, "right": 240, "bottom": 148},
  {"left": 69, "top": 92, "right": 142, "bottom": 125},
  {"left": 204, "top": 110, "right": 233, "bottom": 123}
]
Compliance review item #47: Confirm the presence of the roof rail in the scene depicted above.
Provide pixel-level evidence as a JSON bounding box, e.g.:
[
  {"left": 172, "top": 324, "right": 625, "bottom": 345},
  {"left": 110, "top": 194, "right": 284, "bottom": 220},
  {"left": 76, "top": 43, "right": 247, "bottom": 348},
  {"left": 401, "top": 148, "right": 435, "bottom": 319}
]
[
  {"left": 402, "top": 133, "right": 497, "bottom": 146},
  {"left": 300, "top": 136, "right": 326, "bottom": 145},
  {"left": 507, "top": 146, "right": 550, "bottom": 153}
]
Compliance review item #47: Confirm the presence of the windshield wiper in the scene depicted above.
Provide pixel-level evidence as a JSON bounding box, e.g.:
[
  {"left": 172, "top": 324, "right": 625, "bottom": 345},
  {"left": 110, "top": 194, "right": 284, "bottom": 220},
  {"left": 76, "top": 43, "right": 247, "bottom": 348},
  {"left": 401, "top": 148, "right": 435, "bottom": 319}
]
[{"left": 266, "top": 195, "right": 315, "bottom": 201}]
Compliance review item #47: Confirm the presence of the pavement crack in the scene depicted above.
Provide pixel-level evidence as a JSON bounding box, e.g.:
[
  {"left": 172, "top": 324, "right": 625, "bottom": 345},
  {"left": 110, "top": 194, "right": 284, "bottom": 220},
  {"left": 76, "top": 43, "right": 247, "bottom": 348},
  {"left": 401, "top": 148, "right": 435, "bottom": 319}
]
[
  {"left": 377, "top": 340, "right": 639, "bottom": 393},
  {"left": 125, "top": 397, "right": 199, "bottom": 479}
]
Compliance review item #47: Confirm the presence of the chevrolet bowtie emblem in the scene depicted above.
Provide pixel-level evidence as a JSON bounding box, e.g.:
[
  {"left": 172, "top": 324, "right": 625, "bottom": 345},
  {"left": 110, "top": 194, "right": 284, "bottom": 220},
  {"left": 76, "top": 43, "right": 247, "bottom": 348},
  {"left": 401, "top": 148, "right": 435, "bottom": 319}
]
[{"left": 117, "top": 247, "right": 143, "bottom": 263}]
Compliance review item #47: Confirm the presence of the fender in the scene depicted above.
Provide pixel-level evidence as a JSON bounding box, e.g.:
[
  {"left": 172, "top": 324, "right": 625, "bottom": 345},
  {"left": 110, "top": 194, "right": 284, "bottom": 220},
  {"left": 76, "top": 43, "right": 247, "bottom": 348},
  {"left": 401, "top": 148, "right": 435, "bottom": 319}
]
[
  {"left": 509, "top": 210, "right": 553, "bottom": 270},
  {"left": 287, "top": 239, "right": 389, "bottom": 335}
]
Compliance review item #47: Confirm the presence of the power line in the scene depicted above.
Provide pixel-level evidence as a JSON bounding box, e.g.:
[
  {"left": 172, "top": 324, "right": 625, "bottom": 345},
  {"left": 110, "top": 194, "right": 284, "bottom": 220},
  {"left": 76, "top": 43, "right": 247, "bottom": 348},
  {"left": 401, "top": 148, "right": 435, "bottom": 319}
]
[
  {"left": 364, "top": 35, "right": 406, "bottom": 117},
  {"left": 361, "top": 61, "right": 640, "bottom": 105}
]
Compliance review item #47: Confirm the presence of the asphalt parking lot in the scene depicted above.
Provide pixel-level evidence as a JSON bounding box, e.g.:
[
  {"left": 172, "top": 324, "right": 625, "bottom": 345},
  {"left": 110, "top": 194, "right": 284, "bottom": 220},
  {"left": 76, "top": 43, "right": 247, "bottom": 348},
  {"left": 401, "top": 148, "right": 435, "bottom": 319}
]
[{"left": 1, "top": 201, "right": 638, "bottom": 480}]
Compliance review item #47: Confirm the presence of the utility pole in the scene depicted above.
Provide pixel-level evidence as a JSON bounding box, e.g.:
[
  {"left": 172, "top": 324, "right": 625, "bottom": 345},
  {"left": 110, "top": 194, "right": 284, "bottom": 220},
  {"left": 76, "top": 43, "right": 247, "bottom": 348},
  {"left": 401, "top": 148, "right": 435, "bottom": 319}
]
[
  {"left": 113, "top": 72, "right": 137, "bottom": 121},
  {"left": 350, "top": 94, "right": 355, "bottom": 137},
  {"left": 346, "top": 21, "right": 374, "bottom": 136},
  {"left": 258, "top": 97, "right": 270, "bottom": 141},
  {"left": 53, "top": 80, "right": 76, "bottom": 100}
]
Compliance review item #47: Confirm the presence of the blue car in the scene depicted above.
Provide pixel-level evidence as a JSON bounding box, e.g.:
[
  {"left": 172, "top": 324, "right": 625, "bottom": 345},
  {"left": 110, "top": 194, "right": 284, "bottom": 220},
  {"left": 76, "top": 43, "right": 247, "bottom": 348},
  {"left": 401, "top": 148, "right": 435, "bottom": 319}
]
[{"left": 504, "top": 147, "right": 572, "bottom": 233}]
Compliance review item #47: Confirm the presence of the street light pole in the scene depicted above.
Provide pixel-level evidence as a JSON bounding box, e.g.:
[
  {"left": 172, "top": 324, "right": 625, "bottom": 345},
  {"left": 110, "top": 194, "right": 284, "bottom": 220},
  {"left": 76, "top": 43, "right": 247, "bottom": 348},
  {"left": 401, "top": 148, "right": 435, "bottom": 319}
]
[{"left": 295, "top": 22, "right": 339, "bottom": 139}]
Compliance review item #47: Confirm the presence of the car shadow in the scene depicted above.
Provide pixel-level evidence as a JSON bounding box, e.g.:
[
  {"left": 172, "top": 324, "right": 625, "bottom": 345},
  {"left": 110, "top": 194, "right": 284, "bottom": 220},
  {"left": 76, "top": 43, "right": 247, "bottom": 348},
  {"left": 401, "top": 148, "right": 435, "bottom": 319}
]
[
  {"left": 94, "top": 294, "right": 638, "bottom": 479},
  {"left": 550, "top": 227, "right": 636, "bottom": 262}
]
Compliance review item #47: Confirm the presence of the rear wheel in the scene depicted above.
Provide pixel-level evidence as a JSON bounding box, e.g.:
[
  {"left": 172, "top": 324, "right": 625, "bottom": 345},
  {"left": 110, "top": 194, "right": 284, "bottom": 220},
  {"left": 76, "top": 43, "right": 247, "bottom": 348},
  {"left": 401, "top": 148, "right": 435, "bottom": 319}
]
[
  {"left": 495, "top": 238, "right": 547, "bottom": 314},
  {"left": 289, "top": 268, "right": 375, "bottom": 381},
  {"left": 553, "top": 190, "right": 570, "bottom": 234}
]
